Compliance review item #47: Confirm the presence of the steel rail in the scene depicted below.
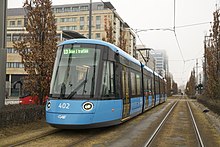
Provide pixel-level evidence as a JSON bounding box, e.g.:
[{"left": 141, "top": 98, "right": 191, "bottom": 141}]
[
  {"left": 8, "top": 129, "right": 61, "bottom": 147},
  {"left": 187, "top": 101, "right": 205, "bottom": 147},
  {"left": 144, "top": 100, "right": 179, "bottom": 147}
]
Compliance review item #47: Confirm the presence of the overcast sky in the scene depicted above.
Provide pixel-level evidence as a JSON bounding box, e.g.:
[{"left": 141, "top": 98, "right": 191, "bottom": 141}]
[{"left": 8, "top": 0, "right": 218, "bottom": 86}]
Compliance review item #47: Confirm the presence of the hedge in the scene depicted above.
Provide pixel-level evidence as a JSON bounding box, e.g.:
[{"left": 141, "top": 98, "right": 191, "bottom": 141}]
[
  {"left": 0, "top": 104, "right": 45, "bottom": 128},
  {"left": 197, "top": 97, "right": 220, "bottom": 116}
]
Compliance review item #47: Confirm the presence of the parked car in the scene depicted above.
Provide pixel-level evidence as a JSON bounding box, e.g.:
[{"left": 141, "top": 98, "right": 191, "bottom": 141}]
[{"left": 19, "top": 94, "right": 48, "bottom": 105}]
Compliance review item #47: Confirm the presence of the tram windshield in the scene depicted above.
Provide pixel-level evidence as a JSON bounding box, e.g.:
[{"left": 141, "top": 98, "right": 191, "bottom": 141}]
[{"left": 50, "top": 43, "right": 101, "bottom": 98}]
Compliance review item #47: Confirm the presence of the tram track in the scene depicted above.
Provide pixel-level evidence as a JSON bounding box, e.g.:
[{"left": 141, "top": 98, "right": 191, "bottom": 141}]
[
  {"left": 144, "top": 98, "right": 205, "bottom": 147},
  {"left": 144, "top": 100, "right": 179, "bottom": 146},
  {"left": 6, "top": 129, "right": 62, "bottom": 147},
  {"left": 6, "top": 127, "right": 106, "bottom": 147},
  {"left": 187, "top": 101, "right": 204, "bottom": 147}
]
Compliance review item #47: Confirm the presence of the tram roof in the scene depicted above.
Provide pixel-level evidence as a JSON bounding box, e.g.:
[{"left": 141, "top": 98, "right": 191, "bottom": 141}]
[{"left": 143, "top": 65, "right": 154, "bottom": 74}]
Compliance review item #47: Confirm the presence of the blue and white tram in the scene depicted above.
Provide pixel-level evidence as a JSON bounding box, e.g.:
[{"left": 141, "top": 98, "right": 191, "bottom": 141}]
[{"left": 46, "top": 39, "right": 166, "bottom": 129}]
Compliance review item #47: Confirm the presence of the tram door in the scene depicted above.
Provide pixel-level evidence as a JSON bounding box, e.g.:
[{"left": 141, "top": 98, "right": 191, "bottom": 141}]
[
  {"left": 122, "top": 67, "right": 130, "bottom": 119},
  {"left": 144, "top": 78, "right": 149, "bottom": 109}
]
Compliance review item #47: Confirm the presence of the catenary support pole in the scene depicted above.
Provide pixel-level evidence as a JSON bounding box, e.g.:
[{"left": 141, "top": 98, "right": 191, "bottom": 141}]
[
  {"left": 88, "top": 0, "right": 92, "bottom": 39},
  {"left": 0, "top": 0, "right": 7, "bottom": 109}
]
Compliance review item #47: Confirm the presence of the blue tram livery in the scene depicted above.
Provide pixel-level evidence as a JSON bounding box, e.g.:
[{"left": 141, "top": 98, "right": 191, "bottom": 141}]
[{"left": 46, "top": 39, "right": 167, "bottom": 129}]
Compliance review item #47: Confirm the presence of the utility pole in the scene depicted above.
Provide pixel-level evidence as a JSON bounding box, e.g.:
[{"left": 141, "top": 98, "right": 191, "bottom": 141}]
[
  {"left": 196, "top": 58, "right": 198, "bottom": 85},
  {"left": 0, "top": 0, "right": 7, "bottom": 108},
  {"left": 88, "top": 0, "right": 92, "bottom": 39},
  {"left": 195, "top": 58, "right": 199, "bottom": 94}
]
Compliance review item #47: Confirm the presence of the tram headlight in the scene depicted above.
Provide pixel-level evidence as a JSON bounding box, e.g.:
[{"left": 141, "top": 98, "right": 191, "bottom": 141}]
[
  {"left": 47, "top": 101, "right": 51, "bottom": 110},
  {"left": 82, "top": 102, "right": 93, "bottom": 111}
]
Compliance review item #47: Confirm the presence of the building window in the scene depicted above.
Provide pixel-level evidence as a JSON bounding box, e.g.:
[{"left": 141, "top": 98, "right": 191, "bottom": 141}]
[
  {"left": 64, "top": 7, "right": 71, "bottom": 12},
  {"left": 60, "top": 26, "right": 77, "bottom": 31},
  {"left": 7, "top": 34, "right": 11, "bottom": 42},
  {"left": 72, "top": 6, "right": 79, "bottom": 12},
  {"left": 60, "top": 18, "right": 68, "bottom": 22},
  {"left": 6, "top": 62, "right": 24, "bottom": 68},
  {"left": 7, "top": 48, "right": 17, "bottom": 54},
  {"left": 80, "top": 17, "right": 84, "bottom": 21},
  {"left": 60, "top": 18, "right": 64, "bottom": 22},
  {"left": 60, "top": 26, "right": 65, "bottom": 30},
  {"left": 96, "top": 16, "right": 101, "bottom": 22},
  {"left": 96, "top": 24, "right": 101, "bottom": 29},
  {"left": 80, "top": 17, "right": 85, "bottom": 25},
  {"left": 71, "top": 26, "right": 77, "bottom": 30},
  {"left": 9, "top": 21, "right": 16, "bottom": 26},
  {"left": 80, "top": 25, "right": 84, "bottom": 30},
  {"left": 56, "top": 8, "right": 63, "bottom": 13},
  {"left": 72, "top": 17, "right": 77, "bottom": 22},
  {"left": 60, "top": 17, "right": 77, "bottom": 22},
  {"left": 80, "top": 6, "right": 88, "bottom": 11},
  {"left": 97, "top": 5, "right": 103, "bottom": 10},
  {"left": 95, "top": 33, "right": 101, "bottom": 39},
  {"left": 17, "top": 20, "right": 22, "bottom": 26},
  {"left": 86, "top": 34, "right": 92, "bottom": 38},
  {"left": 12, "top": 34, "right": 21, "bottom": 41}
]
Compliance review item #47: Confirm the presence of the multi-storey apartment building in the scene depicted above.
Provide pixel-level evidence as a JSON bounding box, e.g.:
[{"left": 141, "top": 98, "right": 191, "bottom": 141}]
[
  {"left": 6, "top": 2, "right": 136, "bottom": 97},
  {"left": 151, "top": 50, "right": 169, "bottom": 77}
]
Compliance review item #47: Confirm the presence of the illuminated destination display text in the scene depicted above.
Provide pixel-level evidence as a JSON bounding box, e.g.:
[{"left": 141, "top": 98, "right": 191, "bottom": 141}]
[{"left": 64, "top": 48, "right": 89, "bottom": 55}]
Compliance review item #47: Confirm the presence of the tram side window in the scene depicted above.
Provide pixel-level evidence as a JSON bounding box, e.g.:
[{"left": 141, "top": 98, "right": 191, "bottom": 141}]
[
  {"left": 143, "top": 75, "right": 147, "bottom": 90},
  {"left": 130, "top": 70, "right": 141, "bottom": 96},
  {"left": 148, "top": 78, "right": 152, "bottom": 93},
  {"left": 101, "top": 61, "right": 115, "bottom": 97},
  {"left": 130, "top": 71, "right": 136, "bottom": 96},
  {"left": 144, "top": 75, "right": 152, "bottom": 94},
  {"left": 155, "top": 80, "right": 159, "bottom": 94},
  {"left": 136, "top": 73, "right": 141, "bottom": 95},
  {"left": 151, "top": 78, "right": 154, "bottom": 95}
]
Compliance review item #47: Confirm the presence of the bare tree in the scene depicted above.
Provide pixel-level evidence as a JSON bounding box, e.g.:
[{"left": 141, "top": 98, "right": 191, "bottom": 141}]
[
  {"left": 204, "top": 9, "right": 220, "bottom": 100},
  {"left": 165, "top": 75, "right": 172, "bottom": 96},
  {"left": 185, "top": 69, "right": 196, "bottom": 98},
  {"left": 13, "top": 0, "right": 57, "bottom": 104},
  {"left": 103, "top": 16, "right": 114, "bottom": 44},
  {"left": 172, "top": 81, "right": 178, "bottom": 95},
  {"left": 118, "top": 30, "right": 127, "bottom": 53}
]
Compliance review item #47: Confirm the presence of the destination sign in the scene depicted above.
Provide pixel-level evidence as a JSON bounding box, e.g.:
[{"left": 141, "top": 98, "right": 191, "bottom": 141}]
[{"left": 64, "top": 48, "right": 89, "bottom": 55}]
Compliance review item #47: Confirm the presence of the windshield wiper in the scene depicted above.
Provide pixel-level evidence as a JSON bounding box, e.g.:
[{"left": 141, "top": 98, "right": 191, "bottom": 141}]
[
  {"left": 60, "top": 83, "right": 66, "bottom": 99},
  {"left": 82, "top": 68, "right": 89, "bottom": 95},
  {"left": 66, "top": 68, "right": 89, "bottom": 99}
]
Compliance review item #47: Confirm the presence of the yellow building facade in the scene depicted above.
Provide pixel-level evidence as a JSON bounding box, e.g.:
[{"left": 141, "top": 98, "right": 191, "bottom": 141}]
[{"left": 6, "top": 2, "right": 136, "bottom": 96}]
